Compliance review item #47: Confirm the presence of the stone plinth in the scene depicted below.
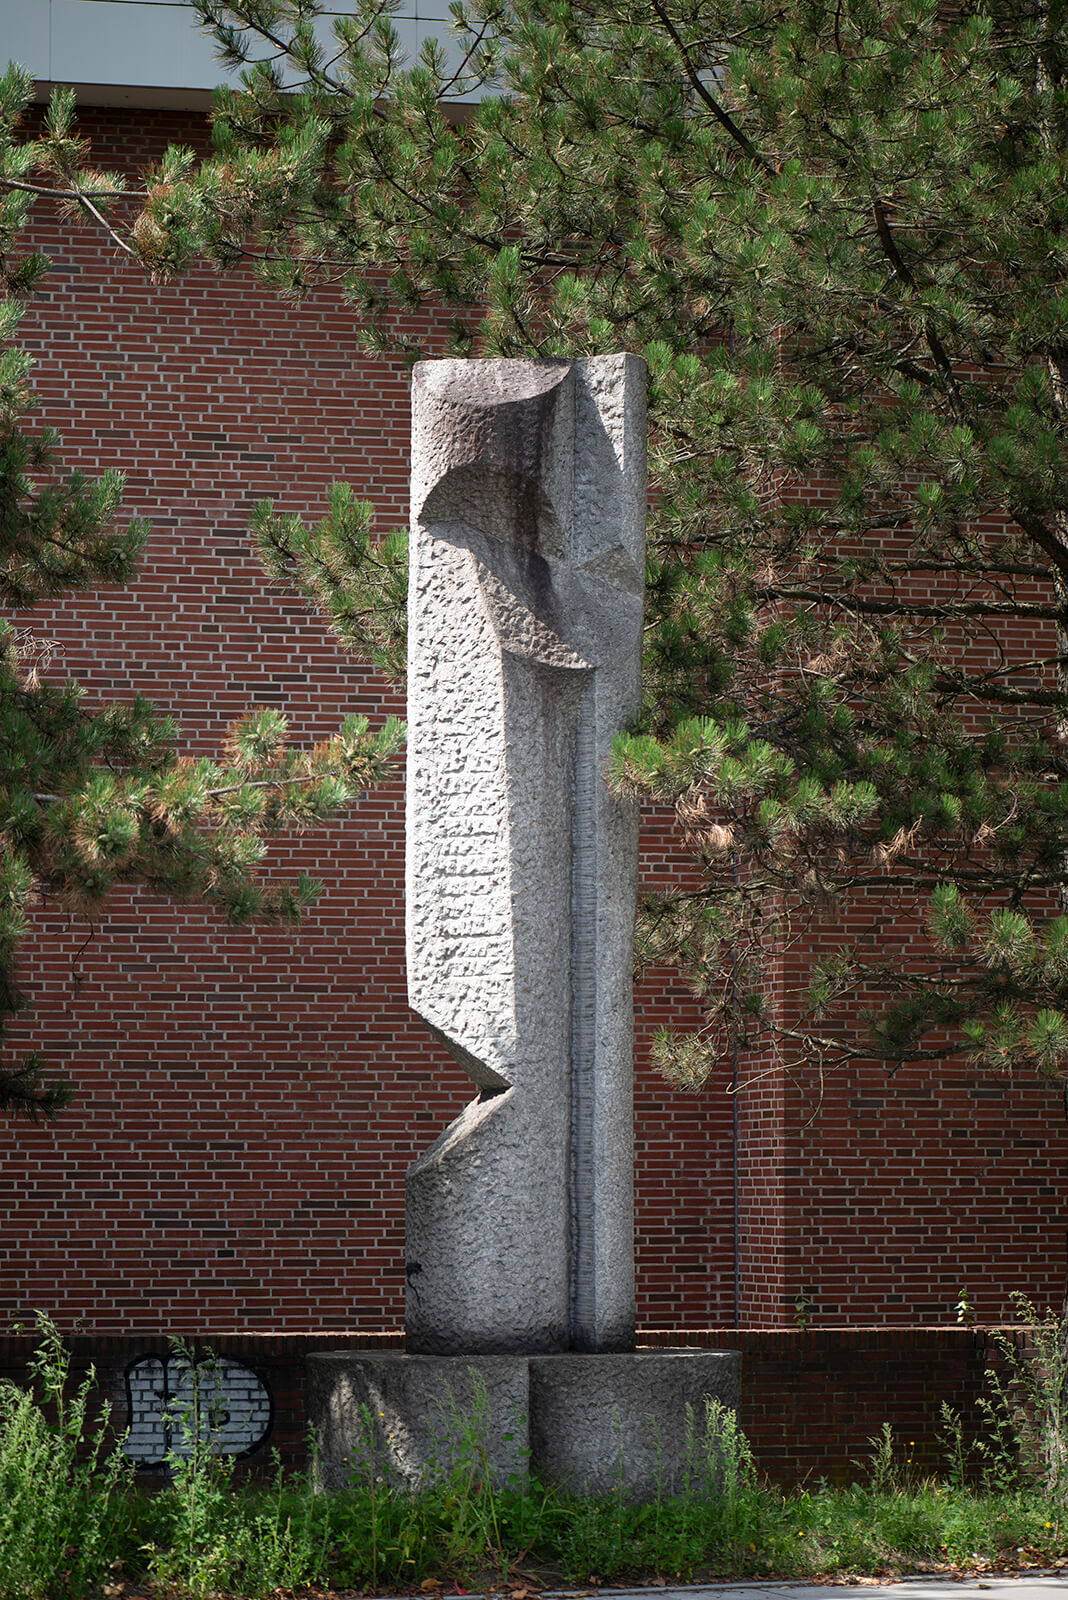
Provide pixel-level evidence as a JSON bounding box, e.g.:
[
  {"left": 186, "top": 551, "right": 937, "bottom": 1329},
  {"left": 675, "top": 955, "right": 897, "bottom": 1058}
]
[
  {"left": 308, "top": 1351, "right": 529, "bottom": 1492},
  {"left": 529, "top": 1349, "right": 741, "bottom": 1497},
  {"left": 309, "top": 1348, "right": 742, "bottom": 1501}
]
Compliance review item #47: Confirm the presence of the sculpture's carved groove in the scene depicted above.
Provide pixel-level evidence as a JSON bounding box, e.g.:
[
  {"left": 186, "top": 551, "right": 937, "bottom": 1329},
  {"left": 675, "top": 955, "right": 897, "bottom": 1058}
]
[
  {"left": 406, "top": 356, "right": 646, "bottom": 1355},
  {"left": 569, "top": 689, "right": 599, "bottom": 1348}
]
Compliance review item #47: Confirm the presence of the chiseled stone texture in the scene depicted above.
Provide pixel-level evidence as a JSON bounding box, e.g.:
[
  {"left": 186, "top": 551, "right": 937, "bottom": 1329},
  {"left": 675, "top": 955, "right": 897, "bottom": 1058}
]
[
  {"left": 308, "top": 1351, "right": 529, "bottom": 1492},
  {"left": 406, "top": 356, "right": 646, "bottom": 1355},
  {"left": 528, "top": 1350, "right": 743, "bottom": 1499},
  {"left": 308, "top": 1349, "right": 742, "bottom": 1501}
]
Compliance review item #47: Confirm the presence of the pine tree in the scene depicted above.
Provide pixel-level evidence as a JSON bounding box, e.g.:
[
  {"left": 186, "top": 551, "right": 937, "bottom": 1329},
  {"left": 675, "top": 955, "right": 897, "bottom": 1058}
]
[
  {"left": 0, "top": 65, "right": 403, "bottom": 1117},
  {"left": 12, "top": 1, "right": 1068, "bottom": 1091}
]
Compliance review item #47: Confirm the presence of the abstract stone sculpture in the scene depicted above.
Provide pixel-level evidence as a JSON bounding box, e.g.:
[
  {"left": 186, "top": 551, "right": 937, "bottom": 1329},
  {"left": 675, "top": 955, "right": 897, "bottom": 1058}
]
[
  {"left": 405, "top": 355, "right": 646, "bottom": 1355},
  {"left": 309, "top": 356, "right": 742, "bottom": 1497}
]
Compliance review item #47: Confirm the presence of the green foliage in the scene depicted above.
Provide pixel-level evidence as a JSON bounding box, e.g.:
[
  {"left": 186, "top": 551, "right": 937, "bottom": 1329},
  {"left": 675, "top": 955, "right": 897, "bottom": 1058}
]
[
  {"left": 319, "top": 1385, "right": 1062, "bottom": 1588},
  {"left": 333, "top": 1375, "right": 525, "bottom": 1586},
  {"left": 0, "top": 64, "right": 405, "bottom": 1115},
  {"left": 90, "top": 0, "right": 1068, "bottom": 1090},
  {"left": 252, "top": 482, "right": 408, "bottom": 679},
  {"left": 973, "top": 1380, "right": 1026, "bottom": 1497},
  {"left": 143, "top": 1436, "right": 331, "bottom": 1595},
  {"left": 937, "top": 1296, "right": 1068, "bottom": 1501},
  {"left": 109, "top": 1340, "right": 333, "bottom": 1594},
  {"left": 4, "top": 1321, "right": 1068, "bottom": 1595},
  {"left": 0, "top": 1313, "right": 131, "bottom": 1599},
  {"left": 98, "top": 1438, "right": 1068, "bottom": 1591},
  {"left": 866, "top": 1422, "right": 905, "bottom": 1496},
  {"left": 938, "top": 1403, "right": 970, "bottom": 1491},
  {"left": 987, "top": 1294, "right": 1068, "bottom": 1499}
]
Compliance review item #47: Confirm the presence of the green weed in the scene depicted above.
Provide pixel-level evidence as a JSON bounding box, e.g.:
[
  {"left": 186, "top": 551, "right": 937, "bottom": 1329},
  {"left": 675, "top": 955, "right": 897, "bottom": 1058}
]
[
  {"left": 989, "top": 1294, "right": 1068, "bottom": 1497},
  {"left": 4, "top": 1322, "right": 1068, "bottom": 1596},
  {"left": 139, "top": 1343, "right": 331, "bottom": 1598},
  {"left": 0, "top": 1313, "right": 131, "bottom": 1600},
  {"left": 329, "top": 1372, "right": 528, "bottom": 1587}
]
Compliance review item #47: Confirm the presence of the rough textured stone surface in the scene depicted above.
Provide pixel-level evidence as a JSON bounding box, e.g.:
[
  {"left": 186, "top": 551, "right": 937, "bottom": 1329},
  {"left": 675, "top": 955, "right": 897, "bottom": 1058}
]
[
  {"left": 529, "top": 1350, "right": 742, "bottom": 1498},
  {"left": 406, "top": 356, "right": 646, "bottom": 1355},
  {"left": 308, "top": 1351, "right": 529, "bottom": 1491},
  {"left": 308, "top": 1349, "right": 742, "bottom": 1500}
]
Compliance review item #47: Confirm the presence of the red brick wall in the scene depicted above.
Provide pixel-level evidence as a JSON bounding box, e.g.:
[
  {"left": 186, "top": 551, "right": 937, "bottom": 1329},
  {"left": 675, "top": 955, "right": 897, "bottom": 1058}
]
[
  {"left": 778, "top": 1060, "right": 1066, "bottom": 1327},
  {"left": 1, "top": 106, "right": 1064, "bottom": 1334},
  {"left": 644, "top": 1327, "right": 1003, "bottom": 1486}
]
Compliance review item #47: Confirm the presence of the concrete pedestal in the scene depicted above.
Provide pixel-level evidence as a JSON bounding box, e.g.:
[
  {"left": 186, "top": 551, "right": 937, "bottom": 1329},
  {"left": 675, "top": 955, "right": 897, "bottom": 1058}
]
[
  {"left": 529, "top": 1350, "right": 740, "bottom": 1496},
  {"left": 308, "top": 1348, "right": 740, "bottom": 1500},
  {"left": 309, "top": 1352, "right": 529, "bottom": 1491}
]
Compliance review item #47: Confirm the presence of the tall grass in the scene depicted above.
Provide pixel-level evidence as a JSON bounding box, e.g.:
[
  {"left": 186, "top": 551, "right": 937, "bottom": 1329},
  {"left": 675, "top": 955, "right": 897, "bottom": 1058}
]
[
  {"left": 139, "top": 1447, "right": 332, "bottom": 1598},
  {"left": 1, "top": 1324, "right": 1067, "bottom": 1597},
  {"left": 988, "top": 1294, "right": 1068, "bottom": 1495}
]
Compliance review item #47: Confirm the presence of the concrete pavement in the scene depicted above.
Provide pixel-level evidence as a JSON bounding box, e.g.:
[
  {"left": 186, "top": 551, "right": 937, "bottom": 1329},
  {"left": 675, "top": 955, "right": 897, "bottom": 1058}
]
[{"left": 545, "top": 1579, "right": 1068, "bottom": 1600}]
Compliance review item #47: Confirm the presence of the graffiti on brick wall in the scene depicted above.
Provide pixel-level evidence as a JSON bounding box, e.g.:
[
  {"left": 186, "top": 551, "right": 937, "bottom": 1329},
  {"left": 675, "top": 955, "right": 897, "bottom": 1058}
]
[{"left": 123, "top": 1352, "right": 272, "bottom": 1467}]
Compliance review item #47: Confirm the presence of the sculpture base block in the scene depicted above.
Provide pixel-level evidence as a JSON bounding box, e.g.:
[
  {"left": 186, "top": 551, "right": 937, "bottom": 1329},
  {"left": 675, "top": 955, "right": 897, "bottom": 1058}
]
[
  {"left": 308, "top": 1352, "right": 529, "bottom": 1491},
  {"left": 529, "top": 1350, "right": 741, "bottom": 1497},
  {"left": 308, "top": 1349, "right": 741, "bottom": 1500}
]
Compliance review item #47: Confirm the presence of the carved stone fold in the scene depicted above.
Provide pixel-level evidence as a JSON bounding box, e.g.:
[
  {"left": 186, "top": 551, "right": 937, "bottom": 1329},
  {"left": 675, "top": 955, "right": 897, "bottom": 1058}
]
[{"left": 406, "top": 355, "right": 646, "bottom": 1354}]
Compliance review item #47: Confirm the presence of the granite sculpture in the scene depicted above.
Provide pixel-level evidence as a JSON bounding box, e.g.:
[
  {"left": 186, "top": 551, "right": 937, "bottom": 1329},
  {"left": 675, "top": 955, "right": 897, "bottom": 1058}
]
[
  {"left": 405, "top": 354, "right": 646, "bottom": 1355},
  {"left": 310, "top": 355, "right": 741, "bottom": 1496}
]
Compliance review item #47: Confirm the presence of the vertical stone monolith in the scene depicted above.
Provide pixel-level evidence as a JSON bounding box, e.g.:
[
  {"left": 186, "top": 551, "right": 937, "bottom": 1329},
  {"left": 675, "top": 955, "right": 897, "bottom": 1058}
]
[
  {"left": 405, "top": 355, "right": 646, "bottom": 1355},
  {"left": 309, "top": 357, "right": 741, "bottom": 1496}
]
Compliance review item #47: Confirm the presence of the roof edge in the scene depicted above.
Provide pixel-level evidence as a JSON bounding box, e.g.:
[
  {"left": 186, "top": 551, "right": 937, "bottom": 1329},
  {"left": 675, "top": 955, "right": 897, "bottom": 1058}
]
[
  {"left": 32, "top": 79, "right": 479, "bottom": 121},
  {"left": 34, "top": 79, "right": 217, "bottom": 112}
]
